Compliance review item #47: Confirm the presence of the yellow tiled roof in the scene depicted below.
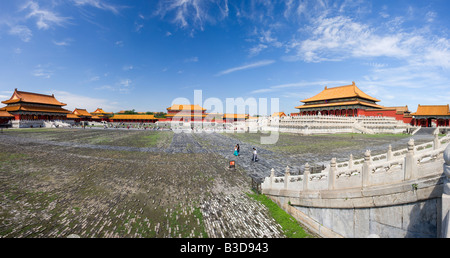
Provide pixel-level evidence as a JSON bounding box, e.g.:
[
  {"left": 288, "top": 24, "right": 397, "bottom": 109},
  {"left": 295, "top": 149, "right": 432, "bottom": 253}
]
[
  {"left": 223, "top": 114, "right": 248, "bottom": 119},
  {"left": 0, "top": 110, "right": 13, "bottom": 117},
  {"left": 301, "top": 82, "right": 380, "bottom": 103},
  {"left": 296, "top": 100, "right": 384, "bottom": 109},
  {"left": 73, "top": 108, "right": 92, "bottom": 117},
  {"left": 167, "top": 104, "right": 206, "bottom": 111},
  {"left": 91, "top": 108, "right": 113, "bottom": 115},
  {"left": 411, "top": 104, "right": 450, "bottom": 116},
  {"left": 2, "top": 89, "right": 67, "bottom": 106},
  {"left": 109, "top": 114, "right": 157, "bottom": 120},
  {"left": 272, "top": 112, "right": 286, "bottom": 117},
  {"left": 67, "top": 114, "right": 79, "bottom": 119},
  {"left": 3, "top": 104, "right": 70, "bottom": 114}
]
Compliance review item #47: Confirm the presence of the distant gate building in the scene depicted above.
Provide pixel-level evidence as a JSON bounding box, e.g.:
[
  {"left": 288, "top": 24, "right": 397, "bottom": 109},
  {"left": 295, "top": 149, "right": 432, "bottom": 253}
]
[{"left": 411, "top": 104, "right": 450, "bottom": 127}]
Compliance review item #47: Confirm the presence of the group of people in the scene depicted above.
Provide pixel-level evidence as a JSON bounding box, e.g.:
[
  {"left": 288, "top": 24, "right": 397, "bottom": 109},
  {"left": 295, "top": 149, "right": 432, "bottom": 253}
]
[{"left": 233, "top": 144, "right": 258, "bottom": 162}]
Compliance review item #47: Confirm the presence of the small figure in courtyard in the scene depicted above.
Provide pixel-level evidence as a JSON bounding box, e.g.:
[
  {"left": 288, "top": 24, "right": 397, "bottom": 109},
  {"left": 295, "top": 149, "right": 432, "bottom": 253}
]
[
  {"left": 237, "top": 144, "right": 240, "bottom": 156},
  {"left": 252, "top": 148, "right": 258, "bottom": 162},
  {"left": 234, "top": 145, "right": 239, "bottom": 156}
]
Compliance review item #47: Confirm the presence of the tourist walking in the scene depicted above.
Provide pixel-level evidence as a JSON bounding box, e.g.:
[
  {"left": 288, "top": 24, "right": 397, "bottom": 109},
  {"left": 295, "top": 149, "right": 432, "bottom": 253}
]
[
  {"left": 233, "top": 145, "right": 239, "bottom": 156},
  {"left": 252, "top": 148, "right": 258, "bottom": 162},
  {"left": 236, "top": 144, "right": 240, "bottom": 156}
]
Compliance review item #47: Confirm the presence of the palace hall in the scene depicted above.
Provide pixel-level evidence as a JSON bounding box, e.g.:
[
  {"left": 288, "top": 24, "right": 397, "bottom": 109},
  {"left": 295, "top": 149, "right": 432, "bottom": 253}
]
[
  {"left": 411, "top": 105, "right": 450, "bottom": 127},
  {"left": 165, "top": 104, "right": 207, "bottom": 122},
  {"left": 294, "top": 82, "right": 384, "bottom": 117},
  {"left": 0, "top": 89, "right": 70, "bottom": 127}
]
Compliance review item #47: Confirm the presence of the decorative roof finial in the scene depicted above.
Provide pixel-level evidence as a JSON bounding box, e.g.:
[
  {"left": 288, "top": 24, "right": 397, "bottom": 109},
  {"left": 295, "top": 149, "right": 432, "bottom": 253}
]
[{"left": 352, "top": 81, "right": 355, "bottom": 85}]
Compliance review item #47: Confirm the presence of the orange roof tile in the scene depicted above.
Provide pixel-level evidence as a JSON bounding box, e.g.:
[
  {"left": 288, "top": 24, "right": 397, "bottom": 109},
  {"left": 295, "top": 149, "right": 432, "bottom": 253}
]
[
  {"left": 109, "top": 114, "right": 157, "bottom": 120},
  {"left": 73, "top": 108, "right": 92, "bottom": 117},
  {"left": 166, "top": 114, "right": 206, "bottom": 118},
  {"left": 272, "top": 112, "right": 286, "bottom": 117},
  {"left": 167, "top": 104, "right": 206, "bottom": 111},
  {"left": 301, "top": 82, "right": 380, "bottom": 103},
  {"left": 3, "top": 104, "right": 70, "bottom": 114},
  {"left": 296, "top": 100, "right": 384, "bottom": 110},
  {"left": 91, "top": 108, "right": 113, "bottom": 115},
  {"left": 223, "top": 114, "right": 248, "bottom": 119},
  {"left": 67, "top": 114, "right": 79, "bottom": 119},
  {"left": 0, "top": 110, "right": 13, "bottom": 117},
  {"left": 1, "top": 89, "right": 67, "bottom": 106},
  {"left": 411, "top": 104, "right": 450, "bottom": 116}
]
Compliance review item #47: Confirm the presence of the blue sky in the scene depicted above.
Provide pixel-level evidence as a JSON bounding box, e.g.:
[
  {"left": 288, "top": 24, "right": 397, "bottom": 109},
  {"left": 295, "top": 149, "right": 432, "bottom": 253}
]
[{"left": 0, "top": 0, "right": 450, "bottom": 115}]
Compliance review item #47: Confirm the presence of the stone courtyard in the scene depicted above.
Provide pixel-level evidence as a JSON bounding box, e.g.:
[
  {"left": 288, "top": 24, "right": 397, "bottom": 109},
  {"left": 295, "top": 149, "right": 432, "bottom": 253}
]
[{"left": 0, "top": 128, "right": 434, "bottom": 238}]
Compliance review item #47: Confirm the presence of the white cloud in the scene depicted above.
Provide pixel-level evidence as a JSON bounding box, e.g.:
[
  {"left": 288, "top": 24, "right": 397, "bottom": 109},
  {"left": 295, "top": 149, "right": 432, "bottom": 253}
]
[
  {"left": 292, "top": 15, "right": 413, "bottom": 62},
  {"left": 155, "top": 0, "right": 229, "bottom": 31},
  {"left": 8, "top": 25, "right": 32, "bottom": 42},
  {"left": 184, "top": 57, "right": 199, "bottom": 63},
  {"left": 51, "top": 90, "right": 121, "bottom": 112},
  {"left": 250, "top": 80, "right": 348, "bottom": 95},
  {"left": 72, "top": 0, "right": 121, "bottom": 14},
  {"left": 216, "top": 60, "right": 275, "bottom": 76},
  {"left": 53, "top": 39, "right": 73, "bottom": 46},
  {"left": 123, "top": 65, "right": 134, "bottom": 71},
  {"left": 32, "top": 65, "right": 53, "bottom": 79},
  {"left": 21, "top": 1, "right": 70, "bottom": 30}
]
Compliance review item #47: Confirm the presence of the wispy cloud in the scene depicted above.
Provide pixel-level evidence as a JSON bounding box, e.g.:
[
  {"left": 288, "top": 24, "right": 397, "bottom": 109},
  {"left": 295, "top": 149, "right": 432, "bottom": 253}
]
[
  {"left": 250, "top": 80, "right": 348, "bottom": 94},
  {"left": 216, "top": 60, "right": 275, "bottom": 76},
  {"left": 154, "top": 0, "right": 229, "bottom": 31},
  {"left": 52, "top": 90, "right": 121, "bottom": 112},
  {"left": 32, "top": 64, "right": 53, "bottom": 79},
  {"left": 20, "top": 1, "right": 70, "bottom": 30},
  {"left": 184, "top": 57, "right": 199, "bottom": 63},
  {"left": 53, "top": 38, "right": 73, "bottom": 46},
  {"left": 72, "top": 0, "right": 121, "bottom": 15},
  {"left": 8, "top": 25, "right": 32, "bottom": 42},
  {"left": 94, "top": 78, "right": 133, "bottom": 93}
]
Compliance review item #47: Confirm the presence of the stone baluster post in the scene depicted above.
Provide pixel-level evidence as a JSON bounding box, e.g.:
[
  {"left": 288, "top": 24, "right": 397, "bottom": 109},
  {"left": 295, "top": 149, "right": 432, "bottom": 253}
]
[
  {"left": 434, "top": 130, "right": 441, "bottom": 150},
  {"left": 284, "top": 166, "right": 290, "bottom": 189},
  {"left": 303, "top": 163, "right": 310, "bottom": 191},
  {"left": 328, "top": 158, "right": 336, "bottom": 190},
  {"left": 362, "top": 150, "right": 371, "bottom": 188},
  {"left": 387, "top": 145, "right": 393, "bottom": 161},
  {"left": 404, "top": 138, "right": 418, "bottom": 180},
  {"left": 348, "top": 154, "right": 353, "bottom": 169},
  {"left": 442, "top": 144, "right": 450, "bottom": 238},
  {"left": 269, "top": 168, "right": 275, "bottom": 189}
]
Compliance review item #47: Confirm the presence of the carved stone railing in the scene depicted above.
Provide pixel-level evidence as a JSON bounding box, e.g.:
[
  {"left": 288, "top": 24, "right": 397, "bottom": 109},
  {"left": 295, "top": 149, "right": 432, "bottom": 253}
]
[
  {"left": 442, "top": 144, "right": 450, "bottom": 238},
  {"left": 262, "top": 134, "right": 450, "bottom": 195}
]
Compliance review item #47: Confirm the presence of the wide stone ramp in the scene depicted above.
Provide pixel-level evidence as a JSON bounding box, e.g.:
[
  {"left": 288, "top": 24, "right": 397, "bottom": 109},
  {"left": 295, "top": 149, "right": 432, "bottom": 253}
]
[{"left": 415, "top": 127, "right": 437, "bottom": 135}]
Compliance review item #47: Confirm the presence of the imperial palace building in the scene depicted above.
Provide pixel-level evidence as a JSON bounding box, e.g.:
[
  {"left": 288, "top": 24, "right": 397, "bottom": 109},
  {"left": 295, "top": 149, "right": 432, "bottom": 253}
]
[
  {"left": 411, "top": 104, "right": 450, "bottom": 127},
  {"left": 295, "top": 82, "right": 384, "bottom": 117},
  {"left": 0, "top": 89, "right": 70, "bottom": 128},
  {"left": 165, "top": 104, "right": 207, "bottom": 123}
]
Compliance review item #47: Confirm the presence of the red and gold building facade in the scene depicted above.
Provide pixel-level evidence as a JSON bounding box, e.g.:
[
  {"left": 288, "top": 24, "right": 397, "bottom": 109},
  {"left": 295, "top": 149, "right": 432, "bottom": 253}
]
[
  {"left": 165, "top": 104, "right": 207, "bottom": 123},
  {"left": 91, "top": 108, "right": 113, "bottom": 122},
  {"left": 294, "top": 82, "right": 384, "bottom": 117},
  {"left": 109, "top": 114, "right": 158, "bottom": 123},
  {"left": 293, "top": 82, "right": 414, "bottom": 124},
  {"left": 0, "top": 89, "right": 70, "bottom": 128},
  {"left": 411, "top": 105, "right": 450, "bottom": 127}
]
